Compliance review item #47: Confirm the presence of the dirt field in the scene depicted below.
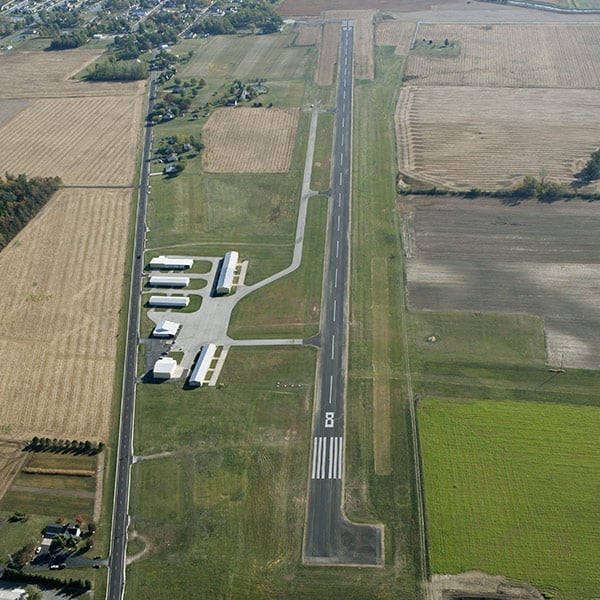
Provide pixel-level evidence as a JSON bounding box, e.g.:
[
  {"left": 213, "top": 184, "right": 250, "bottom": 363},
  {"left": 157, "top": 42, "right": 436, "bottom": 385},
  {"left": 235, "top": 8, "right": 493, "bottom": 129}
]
[
  {"left": 0, "top": 49, "right": 144, "bottom": 99},
  {"left": 278, "top": 0, "right": 437, "bottom": 17},
  {"left": 0, "top": 441, "right": 27, "bottom": 502},
  {"left": 0, "top": 95, "right": 143, "bottom": 186},
  {"left": 396, "top": 86, "right": 600, "bottom": 189},
  {"left": 316, "top": 22, "right": 341, "bottom": 86},
  {"left": 402, "top": 196, "right": 600, "bottom": 369},
  {"left": 376, "top": 20, "right": 416, "bottom": 54},
  {"left": 294, "top": 23, "right": 320, "bottom": 46},
  {"left": 326, "top": 10, "right": 375, "bottom": 80},
  {"left": 0, "top": 187, "right": 131, "bottom": 441},
  {"left": 202, "top": 107, "right": 300, "bottom": 173},
  {"left": 0, "top": 99, "right": 29, "bottom": 128},
  {"left": 405, "top": 24, "right": 600, "bottom": 88}
]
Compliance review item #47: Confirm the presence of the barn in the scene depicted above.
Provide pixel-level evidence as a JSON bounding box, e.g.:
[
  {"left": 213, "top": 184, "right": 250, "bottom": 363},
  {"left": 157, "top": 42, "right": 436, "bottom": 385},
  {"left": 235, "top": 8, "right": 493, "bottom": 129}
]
[{"left": 216, "top": 251, "right": 239, "bottom": 295}]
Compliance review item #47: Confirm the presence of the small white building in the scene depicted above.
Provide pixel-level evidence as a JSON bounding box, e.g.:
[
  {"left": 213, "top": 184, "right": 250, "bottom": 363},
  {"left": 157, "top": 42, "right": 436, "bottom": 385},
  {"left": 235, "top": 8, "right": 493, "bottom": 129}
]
[
  {"left": 152, "top": 320, "right": 180, "bottom": 338},
  {"left": 153, "top": 356, "right": 178, "bottom": 379},
  {"left": 149, "top": 275, "right": 190, "bottom": 287},
  {"left": 149, "top": 255, "right": 194, "bottom": 270},
  {"left": 189, "top": 344, "right": 217, "bottom": 387},
  {"left": 149, "top": 295, "right": 190, "bottom": 308},
  {"left": 216, "top": 251, "right": 239, "bottom": 295}
]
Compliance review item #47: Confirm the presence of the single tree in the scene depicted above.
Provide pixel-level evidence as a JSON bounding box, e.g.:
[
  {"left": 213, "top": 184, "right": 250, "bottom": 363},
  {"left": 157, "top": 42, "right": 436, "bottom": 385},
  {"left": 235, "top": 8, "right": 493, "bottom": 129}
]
[{"left": 24, "top": 584, "right": 43, "bottom": 600}]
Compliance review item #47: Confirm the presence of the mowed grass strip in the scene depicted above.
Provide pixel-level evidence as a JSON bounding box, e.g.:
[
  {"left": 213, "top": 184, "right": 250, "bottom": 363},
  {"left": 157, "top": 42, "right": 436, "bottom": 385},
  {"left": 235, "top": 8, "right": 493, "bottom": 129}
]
[
  {"left": 228, "top": 198, "right": 327, "bottom": 339},
  {"left": 371, "top": 257, "right": 391, "bottom": 476},
  {"left": 419, "top": 398, "right": 600, "bottom": 599},
  {"left": 310, "top": 111, "right": 334, "bottom": 191}
]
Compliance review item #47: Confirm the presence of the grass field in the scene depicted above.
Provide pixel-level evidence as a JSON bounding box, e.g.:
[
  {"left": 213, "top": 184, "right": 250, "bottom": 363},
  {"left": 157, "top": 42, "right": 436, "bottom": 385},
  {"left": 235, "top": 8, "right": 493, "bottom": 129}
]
[
  {"left": 228, "top": 199, "right": 327, "bottom": 339},
  {"left": 310, "top": 111, "right": 334, "bottom": 191},
  {"left": 419, "top": 398, "right": 600, "bottom": 599},
  {"left": 315, "top": 22, "right": 340, "bottom": 87}
]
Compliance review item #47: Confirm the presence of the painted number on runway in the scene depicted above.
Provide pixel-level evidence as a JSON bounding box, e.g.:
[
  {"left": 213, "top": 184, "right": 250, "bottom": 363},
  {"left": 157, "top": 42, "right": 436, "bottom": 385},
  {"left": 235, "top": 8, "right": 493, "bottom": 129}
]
[
  {"left": 325, "top": 412, "right": 335, "bottom": 428},
  {"left": 311, "top": 436, "right": 343, "bottom": 480}
]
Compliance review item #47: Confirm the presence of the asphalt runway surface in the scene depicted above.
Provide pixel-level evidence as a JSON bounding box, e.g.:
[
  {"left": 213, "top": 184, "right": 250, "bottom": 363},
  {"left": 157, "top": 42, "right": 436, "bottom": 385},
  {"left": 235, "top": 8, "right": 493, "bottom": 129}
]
[{"left": 303, "top": 21, "right": 383, "bottom": 566}]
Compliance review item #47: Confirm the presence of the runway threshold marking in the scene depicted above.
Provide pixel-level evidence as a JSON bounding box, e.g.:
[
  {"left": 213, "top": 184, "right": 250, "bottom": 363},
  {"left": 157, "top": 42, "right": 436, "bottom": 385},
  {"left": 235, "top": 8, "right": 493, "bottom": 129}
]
[{"left": 311, "top": 436, "right": 343, "bottom": 479}]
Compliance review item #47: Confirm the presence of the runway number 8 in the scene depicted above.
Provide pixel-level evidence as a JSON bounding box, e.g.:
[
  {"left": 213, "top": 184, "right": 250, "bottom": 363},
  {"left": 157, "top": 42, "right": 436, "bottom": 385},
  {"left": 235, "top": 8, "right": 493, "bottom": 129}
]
[{"left": 324, "top": 412, "right": 335, "bottom": 428}]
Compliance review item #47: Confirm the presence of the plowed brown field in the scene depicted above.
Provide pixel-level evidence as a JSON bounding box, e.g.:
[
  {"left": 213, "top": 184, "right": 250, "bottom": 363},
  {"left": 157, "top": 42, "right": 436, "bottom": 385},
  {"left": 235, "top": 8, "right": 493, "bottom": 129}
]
[
  {"left": 0, "top": 49, "right": 143, "bottom": 99},
  {"left": 202, "top": 107, "right": 300, "bottom": 173},
  {"left": 0, "top": 95, "right": 143, "bottom": 186},
  {"left": 0, "top": 188, "right": 131, "bottom": 441},
  {"left": 396, "top": 86, "right": 600, "bottom": 190},
  {"left": 316, "top": 23, "right": 341, "bottom": 86},
  {"left": 376, "top": 20, "right": 416, "bottom": 54},
  {"left": 406, "top": 23, "right": 600, "bottom": 88}
]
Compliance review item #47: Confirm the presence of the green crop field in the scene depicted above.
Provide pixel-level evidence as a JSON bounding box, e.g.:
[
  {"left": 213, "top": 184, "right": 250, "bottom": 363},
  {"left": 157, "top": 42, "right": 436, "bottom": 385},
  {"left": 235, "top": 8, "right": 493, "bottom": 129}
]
[{"left": 419, "top": 398, "right": 600, "bottom": 599}]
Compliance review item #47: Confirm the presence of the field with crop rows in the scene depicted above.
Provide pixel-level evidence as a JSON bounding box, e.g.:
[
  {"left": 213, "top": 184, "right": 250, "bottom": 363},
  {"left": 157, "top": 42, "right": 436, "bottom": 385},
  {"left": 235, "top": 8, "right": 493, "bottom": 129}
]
[
  {"left": 202, "top": 107, "right": 300, "bottom": 173},
  {"left": 419, "top": 398, "right": 600, "bottom": 599},
  {"left": 0, "top": 95, "right": 142, "bottom": 186},
  {"left": 0, "top": 187, "right": 131, "bottom": 441},
  {"left": 396, "top": 86, "right": 600, "bottom": 189},
  {"left": 316, "top": 22, "right": 341, "bottom": 86},
  {"left": 376, "top": 20, "right": 416, "bottom": 55},
  {"left": 405, "top": 23, "right": 600, "bottom": 88},
  {"left": 0, "top": 49, "right": 144, "bottom": 99}
]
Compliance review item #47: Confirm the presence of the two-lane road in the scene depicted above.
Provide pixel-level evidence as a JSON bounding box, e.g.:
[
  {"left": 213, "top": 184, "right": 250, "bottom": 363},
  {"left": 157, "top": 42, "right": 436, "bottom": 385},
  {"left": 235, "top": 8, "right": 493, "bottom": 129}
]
[{"left": 303, "top": 21, "right": 383, "bottom": 566}]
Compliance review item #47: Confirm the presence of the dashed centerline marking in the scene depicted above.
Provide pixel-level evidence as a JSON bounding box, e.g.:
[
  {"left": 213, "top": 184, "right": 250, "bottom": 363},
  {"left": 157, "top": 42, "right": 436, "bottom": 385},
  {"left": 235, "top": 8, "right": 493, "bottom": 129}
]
[
  {"left": 334, "top": 268, "right": 338, "bottom": 288},
  {"left": 333, "top": 299, "right": 337, "bottom": 322},
  {"left": 336, "top": 239, "right": 339, "bottom": 258},
  {"left": 337, "top": 215, "right": 340, "bottom": 231},
  {"left": 329, "top": 375, "right": 333, "bottom": 404}
]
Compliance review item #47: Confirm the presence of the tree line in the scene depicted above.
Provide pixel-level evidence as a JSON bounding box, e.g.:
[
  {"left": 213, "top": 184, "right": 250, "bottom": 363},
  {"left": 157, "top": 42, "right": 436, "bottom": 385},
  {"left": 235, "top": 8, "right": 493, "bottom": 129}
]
[
  {"left": 0, "top": 174, "right": 61, "bottom": 251},
  {"left": 26, "top": 436, "right": 105, "bottom": 455},
  {"left": 86, "top": 57, "right": 147, "bottom": 81}
]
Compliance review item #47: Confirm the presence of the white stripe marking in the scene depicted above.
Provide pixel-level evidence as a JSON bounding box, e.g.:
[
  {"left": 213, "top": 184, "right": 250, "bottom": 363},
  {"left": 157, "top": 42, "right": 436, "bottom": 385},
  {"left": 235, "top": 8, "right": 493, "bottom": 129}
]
[
  {"left": 331, "top": 335, "right": 335, "bottom": 359},
  {"left": 339, "top": 173, "right": 343, "bottom": 185},
  {"left": 335, "top": 268, "right": 338, "bottom": 288},
  {"left": 340, "top": 153, "right": 344, "bottom": 166},
  {"left": 338, "top": 437, "right": 343, "bottom": 478},
  {"left": 337, "top": 215, "right": 340, "bottom": 231},
  {"left": 332, "top": 437, "right": 338, "bottom": 479},
  {"left": 321, "top": 435, "right": 327, "bottom": 477},
  {"left": 328, "top": 437, "right": 334, "bottom": 479},
  {"left": 312, "top": 437, "right": 318, "bottom": 479},
  {"left": 329, "top": 375, "right": 333, "bottom": 404},
  {"left": 336, "top": 240, "right": 339, "bottom": 258},
  {"left": 333, "top": 299, "right": 337, "bottom": 322}
]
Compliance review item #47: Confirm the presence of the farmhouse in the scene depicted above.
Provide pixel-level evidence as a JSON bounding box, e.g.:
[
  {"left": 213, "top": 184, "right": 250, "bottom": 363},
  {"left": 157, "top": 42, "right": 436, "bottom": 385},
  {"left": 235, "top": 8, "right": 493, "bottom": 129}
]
[
  {"left": 153, "top": 356, "right": 178, "bottom": 379},
  {"left": 149, "top": 255, "right": 193, "bottom": 270},
  {"left": 189, "top": 343, "right": 217, "bottom": 387},
  {"left": 149, "top": 275, "right": 190, "bottom": 287},
  {"left": 152, "top": 320, "right": 180, "bottom": 338},
  {"left": 43, "top": 523, "right": 66, "bottom": 538},
  {"left": 216, "top": 251, "right": 239, "bottom": 295},
  {"left": 148, "top": 295, "right": 190, "bottom": 308}
]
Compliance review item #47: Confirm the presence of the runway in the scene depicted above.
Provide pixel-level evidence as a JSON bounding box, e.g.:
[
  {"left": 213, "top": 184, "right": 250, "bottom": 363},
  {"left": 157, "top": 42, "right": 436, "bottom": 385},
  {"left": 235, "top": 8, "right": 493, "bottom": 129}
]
[{"left": 303, "top": 20, "right": 383, "bottom": 566}]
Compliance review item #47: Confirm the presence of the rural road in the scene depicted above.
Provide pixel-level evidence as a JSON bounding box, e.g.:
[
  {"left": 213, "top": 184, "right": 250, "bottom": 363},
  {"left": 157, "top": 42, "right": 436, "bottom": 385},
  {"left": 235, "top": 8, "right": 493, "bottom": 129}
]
[
  {"left": 105, "top": 59, "right": 157, "bottom": 600},
  {"left": 303, "top": 21, "right": 383, "bottom": 566}
]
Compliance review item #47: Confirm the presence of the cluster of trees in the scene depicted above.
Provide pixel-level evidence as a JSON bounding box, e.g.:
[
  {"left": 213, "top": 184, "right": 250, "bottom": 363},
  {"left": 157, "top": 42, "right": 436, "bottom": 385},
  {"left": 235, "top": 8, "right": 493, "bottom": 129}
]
[
  {"left": 193, "top": 0, "right": 282, "bottom": 35},
  {"left": 48, "top": 30, "right": 88, "bottom": 51},
  {"left": 27, "top": 436, "right": 105, "bottom": 455},
  {"left": 510, "top": 175, "right": 569, "bottom": 200},
  {"left": 0, "top": 174, "right": 61, "bottom": 251},
  {"left": 575, "top": 148, "right": 600, "bottom": 183},
  {"left": 2, "top": 568, "right": 91, "bottom": 592},
  {"left": 86, "top": 58, "right": 147, "bottom": 81},
  {"left": 156, "top": 134, "right": 204, "bottom": 156}
]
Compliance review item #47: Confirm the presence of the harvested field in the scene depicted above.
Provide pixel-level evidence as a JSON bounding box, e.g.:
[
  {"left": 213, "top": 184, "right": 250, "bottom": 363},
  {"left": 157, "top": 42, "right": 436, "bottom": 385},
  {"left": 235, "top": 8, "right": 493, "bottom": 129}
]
[
  {"left": 326, "top": 10, "right": 375, "bottom": 80},
  {"left": 395, "top": 86, "right": 600, "bottom": 189},
  {"left": 0, "top": 95, "right": 143, "bottom": 186},
  {"left": 316, "top": 22, "right": 341, "bottom": 86},
  {"left": 0, "top": 49, "right": 143, "bottom": 99},
  {"left": 405, "top": 24, "right": 600, "bottom": 88},
  {"left": 0, "top": 187, "right": 131, "bottom": 441},
  {"left": 294, "top": 23, "right": 320, "bottom": 46},
  {"left": 0, "top": 99, "right": 28, "bottom": 128},
  {"left": 202, "top": 107, "right": 300, "bottom": 173},
  {"left": 376, "top": 20, "right": 416, "bottom": 54},
  {"left": 278, "top": 0, "right": 435, "bottom": 16},
  {"left": 402, "top": 196, "right": 600, "bottom": 369}
]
